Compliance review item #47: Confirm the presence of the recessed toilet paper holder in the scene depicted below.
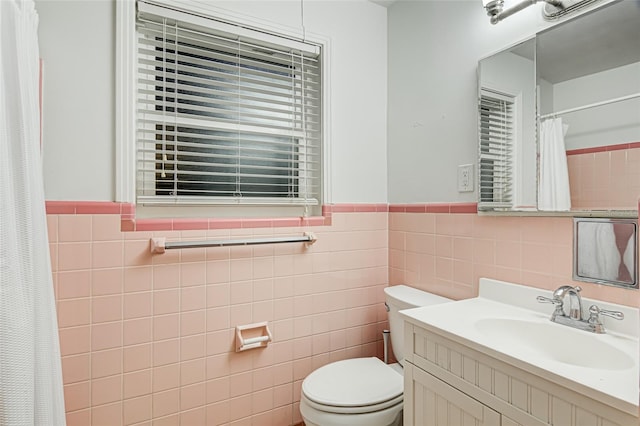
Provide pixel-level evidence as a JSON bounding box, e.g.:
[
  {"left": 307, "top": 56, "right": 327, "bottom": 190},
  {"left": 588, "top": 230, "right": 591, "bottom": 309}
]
[{"left": 235, "top": 321, "right": 273, "bottom": 352}]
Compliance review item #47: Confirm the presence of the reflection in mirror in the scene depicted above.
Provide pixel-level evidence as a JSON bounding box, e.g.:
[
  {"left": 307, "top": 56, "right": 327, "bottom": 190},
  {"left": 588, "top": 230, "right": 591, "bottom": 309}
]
[
  {"left": 537, "top": 0, "right": 640, "bottom": 212},
  {"left": 478, "top": 38, "right": 537, "bottom": 212},
  {"left": 574, "top": 218, "right": 638, "bottom": 289}
]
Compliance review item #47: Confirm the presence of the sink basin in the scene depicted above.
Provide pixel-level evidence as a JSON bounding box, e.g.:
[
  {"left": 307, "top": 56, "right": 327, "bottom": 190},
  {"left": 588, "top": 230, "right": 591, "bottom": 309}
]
[{"left": 474, "top": 318, "right": 634, "bottom": 370}]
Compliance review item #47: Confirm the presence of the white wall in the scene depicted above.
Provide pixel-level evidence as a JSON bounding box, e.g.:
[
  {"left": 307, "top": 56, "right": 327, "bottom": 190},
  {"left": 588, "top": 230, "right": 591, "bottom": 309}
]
[
  {"left": 37, "top": 0, "right": 115, "bottom": 201},
  {"left": 551, "top": 62, "right": 640, "bottom": 150},
  {"left": 385, "top": 0, "right": 622, "bottom": 203},
  {"left": 387, "top": 0, "right": 541, "bottom": 203},
  {"left": 36, "top": 0, "right": 388, "bottom": 204}
]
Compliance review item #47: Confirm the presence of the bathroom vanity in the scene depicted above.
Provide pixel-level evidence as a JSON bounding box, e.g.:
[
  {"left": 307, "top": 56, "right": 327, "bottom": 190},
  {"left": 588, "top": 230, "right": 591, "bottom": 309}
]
[{"left": 400, "top": 279, "right": 639, "bottom": 426}]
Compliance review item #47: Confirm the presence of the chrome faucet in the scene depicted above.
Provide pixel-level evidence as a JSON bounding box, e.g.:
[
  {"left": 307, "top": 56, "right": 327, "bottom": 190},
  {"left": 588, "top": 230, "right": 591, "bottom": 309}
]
[
  {"left": 552, "top": 285, "right": 583, "bottom": 320},
  {"left": 537, "top": 285, "right": 624, "bottom": 334}
]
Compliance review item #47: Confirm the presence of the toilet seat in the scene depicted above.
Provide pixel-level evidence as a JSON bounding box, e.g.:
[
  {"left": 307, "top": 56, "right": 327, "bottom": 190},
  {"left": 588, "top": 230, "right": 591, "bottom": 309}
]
[{"left": 302, "top": 357, "right": 403, "bottom": 415}]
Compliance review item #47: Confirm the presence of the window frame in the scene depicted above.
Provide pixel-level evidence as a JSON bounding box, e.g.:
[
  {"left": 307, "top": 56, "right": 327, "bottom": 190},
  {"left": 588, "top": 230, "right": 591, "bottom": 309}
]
[{"left": 116, "top": 0, "right": 332, "bottom": 218}]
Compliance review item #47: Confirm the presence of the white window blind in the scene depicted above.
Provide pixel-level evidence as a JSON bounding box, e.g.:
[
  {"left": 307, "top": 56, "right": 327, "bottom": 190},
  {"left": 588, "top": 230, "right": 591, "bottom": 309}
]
[
  {"left": 478, "top": 89, "right": 514, "bottom": 210},
  {"left": 135, "top": 1, "right": 322, "bottom": 207}
]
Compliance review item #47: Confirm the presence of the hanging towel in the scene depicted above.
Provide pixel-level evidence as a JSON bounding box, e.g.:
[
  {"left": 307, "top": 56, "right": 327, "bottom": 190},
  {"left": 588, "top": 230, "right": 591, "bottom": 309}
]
[
  {"left": 538, "top": 117, "right": 571, "bottom": 211},
  {"left": 577, "top": 222, "right": 621, "bottom": 281}
]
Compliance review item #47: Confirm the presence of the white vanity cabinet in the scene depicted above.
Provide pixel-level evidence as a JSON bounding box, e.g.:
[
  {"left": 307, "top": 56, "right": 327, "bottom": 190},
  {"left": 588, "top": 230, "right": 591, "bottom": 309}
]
[{"left": 403, "top": 322, "right": 637, "bottom": 426}]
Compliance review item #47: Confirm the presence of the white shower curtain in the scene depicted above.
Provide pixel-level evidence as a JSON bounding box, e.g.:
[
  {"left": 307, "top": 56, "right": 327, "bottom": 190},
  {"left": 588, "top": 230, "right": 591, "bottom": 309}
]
[
  {"left": 1, "top": 1, "right": 66, "bottom": 425},
  {"left": 538, "top": 117, "right": 571, "bottom": 211}
]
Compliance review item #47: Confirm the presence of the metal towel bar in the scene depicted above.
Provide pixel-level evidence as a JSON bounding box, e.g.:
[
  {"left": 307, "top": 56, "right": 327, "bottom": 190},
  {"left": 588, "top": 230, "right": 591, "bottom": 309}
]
[{"left": 150, "top": 232, "right": 317, "bottom": 254}]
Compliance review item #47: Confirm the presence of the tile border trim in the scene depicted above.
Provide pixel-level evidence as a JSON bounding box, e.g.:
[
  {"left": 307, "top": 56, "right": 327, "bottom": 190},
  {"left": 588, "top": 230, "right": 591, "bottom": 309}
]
[
  {"left": 45, "top": 201, "right": 477, "bottom": 231},
  {"left": 566, "top": 141, "right": 640, "bottom": 156}
]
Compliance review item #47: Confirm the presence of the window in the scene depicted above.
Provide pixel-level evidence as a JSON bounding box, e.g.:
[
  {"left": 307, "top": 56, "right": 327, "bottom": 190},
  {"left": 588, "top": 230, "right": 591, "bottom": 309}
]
[
  {"left": 134, "top": 1, "right": 322, "bottom": 212},
  {"left": 478, "top": 89, "right": 514, "bottom": 210}
]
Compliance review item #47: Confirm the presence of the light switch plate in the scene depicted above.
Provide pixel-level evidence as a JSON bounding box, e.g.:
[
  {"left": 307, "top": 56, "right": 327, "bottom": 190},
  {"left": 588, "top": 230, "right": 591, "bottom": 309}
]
[{"left": 457, "top": 164, "right": 474, "bottom": 192}]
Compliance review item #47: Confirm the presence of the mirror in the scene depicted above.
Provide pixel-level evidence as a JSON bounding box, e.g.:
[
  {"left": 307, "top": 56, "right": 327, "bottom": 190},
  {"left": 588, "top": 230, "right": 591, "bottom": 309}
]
[
  {"left": 478, "top": 0, "right": 640, "bottom": 215},
  {"left": 478, "top": 38, "right": 537, "bottom": 211},
  {"left": 573, "top": 218, "right": 638, "bottom": 289}
]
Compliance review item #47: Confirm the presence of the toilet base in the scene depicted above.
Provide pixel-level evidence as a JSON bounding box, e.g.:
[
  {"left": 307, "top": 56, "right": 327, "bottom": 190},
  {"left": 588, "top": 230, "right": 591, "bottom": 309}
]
[{"left": 299, "top": 394, "right": 403, "bottom": 426}]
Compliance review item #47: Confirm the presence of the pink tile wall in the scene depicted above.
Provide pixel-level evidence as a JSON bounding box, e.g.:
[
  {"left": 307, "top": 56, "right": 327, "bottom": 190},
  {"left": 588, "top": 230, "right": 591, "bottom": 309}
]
[
  {"left": 49, "top": 211, "right": 389, "bottom": 426},
  {"left": 389, "top": 211, "right": 640, "bottom": 307},
  {"left": 567, "top": 144, "right": 640, "bottom": 210}
]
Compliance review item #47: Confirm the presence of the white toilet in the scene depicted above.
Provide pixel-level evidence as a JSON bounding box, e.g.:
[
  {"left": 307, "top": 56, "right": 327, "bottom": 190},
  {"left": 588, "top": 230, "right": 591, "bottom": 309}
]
[{"left": 299, "top": 285, "right": 452, "bottom": 426}]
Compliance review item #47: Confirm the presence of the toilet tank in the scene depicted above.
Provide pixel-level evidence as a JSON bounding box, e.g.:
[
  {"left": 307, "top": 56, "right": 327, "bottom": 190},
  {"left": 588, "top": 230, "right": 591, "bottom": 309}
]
[{"left": 384, "top": 285, "right": 452, "bottom": 366}]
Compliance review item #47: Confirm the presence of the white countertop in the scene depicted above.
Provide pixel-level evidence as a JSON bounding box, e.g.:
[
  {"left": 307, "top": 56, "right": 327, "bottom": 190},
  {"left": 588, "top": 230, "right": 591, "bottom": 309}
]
[{"left": 400, "top": 278, "right": 639, "bottom": 416}]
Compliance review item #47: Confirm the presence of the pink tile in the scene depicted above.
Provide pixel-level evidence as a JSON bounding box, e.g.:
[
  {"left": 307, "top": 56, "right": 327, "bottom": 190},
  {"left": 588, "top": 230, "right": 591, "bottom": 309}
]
[
  {"left": 46, "top": 201, "right": 77, "bottom": 214},
  {"left": 252, "top": 388, "right": 274, "bottom": 414},
  {"left": 92, "top": 241, "right": 124, "bottom": 269},
  {"left": 153, "top": 363, "right": 180, "bottom": 392},
  {"left": 153, "top": 264, "right": 180, "bottom": 289},
  {"left": 91, "top": 375, "right": 122, "bottom": 406},
  {"left": 92, "top": 295, "right": 123, "bottom": 324},
  {"left": 92, "top": 214, "right": 123, "bottom": 241},
  {"left": 181, "top": 286, "right": 207, "bottom": 312},
  {"left": 230, "top": 259, "right": 253, "bottom": 282},
  {"left": 230, "top": 281, "right": 252, "bottom": 305},
  {"left": 180, "top": 382, "right": 206, "bottom": 411},
  {"left": 92, "top": 268, "right": 123, "bottom": 296},
  {"left": 92, "top": 322, "right": 122, "bottom": 351},
  {"left": 123, "top": 291, "right": 152, "bottom": 319},
  {"left": 123, "top": 395, "right": 152, "bottom": 425},
  {"left": 181, "top": 262, "right": 206, "bottom": 287},
  {"left": 180, "top": 358, "right": 205, "bottom": 386},
  {"left": 206, "top": 261, "right": 230, "bottom": 285},
  {"left": 180, "top": 407, "right": 206, "bottom": 426},
  {"left": 58, "top": 243, "right": 91, "bottom": 271},
  {"left": 92, "top": 402, "right": 123, "bottom": 426},
  {"left": 91, "top": 348, "right": 122, "bottom": 379},
  {"left": 153, "top": 339, "right": 179, "bottom": 367},
  {"left": 57, "top": 298, "right": 90, "bottom": 328},
  {"left": 64, "top": 381, "right": 91, "bottom": 412},
  {"left": 206, "top": 353, "right": 231, "bottom": 380},
  {"left": 181, "top": 334, "right": 206, "bottom": 361},
  {"left": 181, "top": 310, "right": 206, "bottom": 336},
  {"left": 58, "top": 215, "right": 92, "bottom": 242},
  {"left": 76, "top": 201, "right": 122, "bottom": 215},
  {"left": 57, "top": 270, "right": 90, "bottom": 299},
  {"left": 206, "top": 330, "right": 234, "bottom": 357},
  {"left": 152, "top": 388, "right": 180, "bottom": 418},
  {"left": 229, "top": 372, "right": 252, "bottom": 397},
  {"left": 123, "top": 266, "right": 153, "bottom": 293},
  {"left": 123, "top": 344, "right": 152, "bottom": 373},
  {"left": 154, "top": 289, "right": 180, "bottom": 315},
  {"left": 228, "top": 394, "right": 252, "bottom": 421},
  {"left": 206, "top": 376, "right": 230, "bottom": 404},
  {"left": 65, "top": 409, "right": 90, "bottom": 426},
  {"left": 132, "top": 219, "right": 174, "bottom": 232},
  {"left": 124, "top": 239, "right": 153, "bottom": 267},
  {"left": 123, "top": 318, "right": 152, "bottom": 346},
  {"left": 153, "top": 314, "right": 179, "bottom": 341},
  {"left": 59, "top": 326, "right": 91, "bottom": 356},
  {"left": 61, "top": 354, "right": 90, "bottom": 384}
]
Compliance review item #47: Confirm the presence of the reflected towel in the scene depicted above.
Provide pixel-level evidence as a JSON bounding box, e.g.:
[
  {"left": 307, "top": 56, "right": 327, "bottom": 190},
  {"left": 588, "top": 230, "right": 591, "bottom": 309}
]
[
  {"left": 623, "top": 235, "right": 635, "bottom": 283},
  {"left": 577, "top": 222, "right": 620, "bottom": 281}
]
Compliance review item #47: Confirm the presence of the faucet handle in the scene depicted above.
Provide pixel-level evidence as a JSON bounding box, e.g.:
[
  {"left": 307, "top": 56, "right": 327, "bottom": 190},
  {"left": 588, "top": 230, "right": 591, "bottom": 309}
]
[
  {"left": 536, "top": 295, "right": 562, "bottom": 305},
  {"left": 588, "top": 305, "right": 624, "bottom": 321}
]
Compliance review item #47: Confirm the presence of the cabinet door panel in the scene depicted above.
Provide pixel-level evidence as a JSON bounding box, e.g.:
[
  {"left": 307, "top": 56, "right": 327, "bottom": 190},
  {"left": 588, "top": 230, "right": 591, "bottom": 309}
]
[{"left": 405, "top": 362, "right": 500, "bottom": 426}]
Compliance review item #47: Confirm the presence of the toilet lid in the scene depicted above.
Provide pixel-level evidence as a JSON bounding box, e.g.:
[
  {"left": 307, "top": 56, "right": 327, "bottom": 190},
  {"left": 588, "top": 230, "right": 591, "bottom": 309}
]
[{"left": 302, "top": 357, "right": 403, "bottom": 408}]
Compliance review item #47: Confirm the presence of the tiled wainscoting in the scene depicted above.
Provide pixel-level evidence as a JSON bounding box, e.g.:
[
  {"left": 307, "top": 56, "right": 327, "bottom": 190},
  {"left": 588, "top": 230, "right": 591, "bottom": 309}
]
[
  {"left": 48, "top": 207, "right": 389, "bottom": 426},
  {"left": 48, "top": 202, "right": 639, "bottom": 426},
  {"left": 389, "top": 210, "right": 640, "bottom": 307}
]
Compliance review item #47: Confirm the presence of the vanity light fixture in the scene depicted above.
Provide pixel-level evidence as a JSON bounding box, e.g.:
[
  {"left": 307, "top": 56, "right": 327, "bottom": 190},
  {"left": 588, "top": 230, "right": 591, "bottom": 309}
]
[{"left": 482, "top": 0, "right": 565, "bottom": 24}]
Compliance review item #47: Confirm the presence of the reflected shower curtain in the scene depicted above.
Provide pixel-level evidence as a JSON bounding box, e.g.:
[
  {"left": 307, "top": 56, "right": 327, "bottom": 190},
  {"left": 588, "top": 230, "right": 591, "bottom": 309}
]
[
  {"left": 538, "top": 117, "right": 571, "bottom": 211},
  {"left": 1, "top": 1, "right": 66, "bottom": 425}
]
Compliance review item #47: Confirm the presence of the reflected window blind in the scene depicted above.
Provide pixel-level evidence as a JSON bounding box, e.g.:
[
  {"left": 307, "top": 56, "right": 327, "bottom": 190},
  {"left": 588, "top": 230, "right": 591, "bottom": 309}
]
[
  {"left": 135, "top": 2, "right": 322, "bottom": 206},
  {"left": 478, "top": 89, "right": 514, "bottom": 210}
]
